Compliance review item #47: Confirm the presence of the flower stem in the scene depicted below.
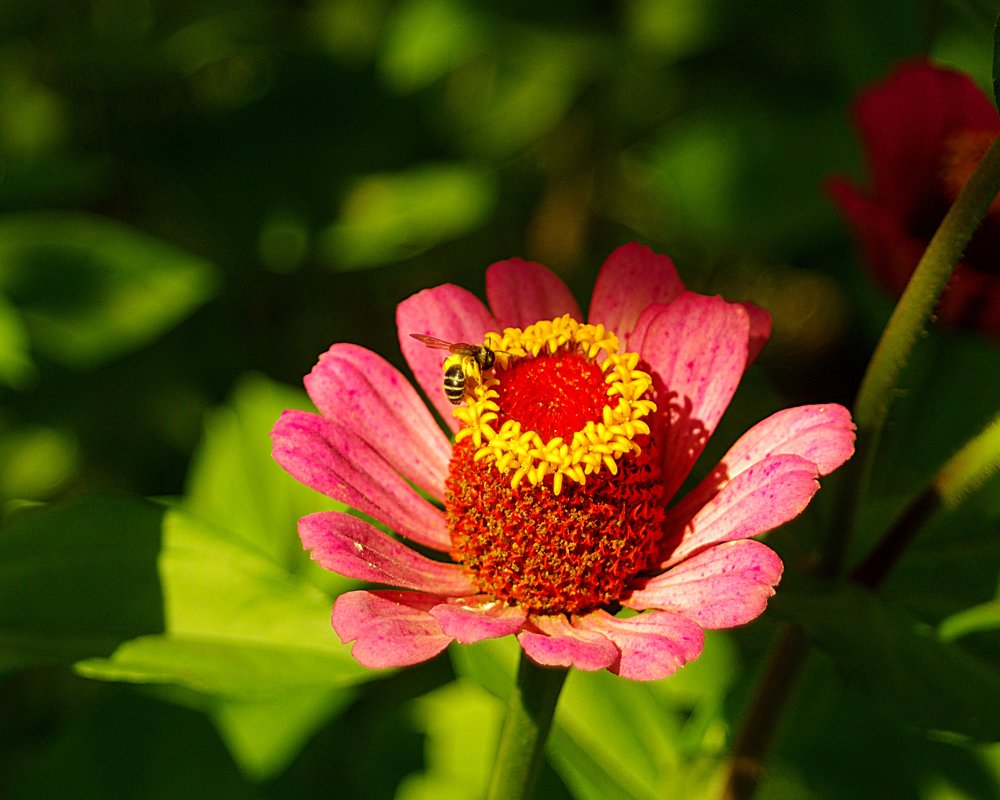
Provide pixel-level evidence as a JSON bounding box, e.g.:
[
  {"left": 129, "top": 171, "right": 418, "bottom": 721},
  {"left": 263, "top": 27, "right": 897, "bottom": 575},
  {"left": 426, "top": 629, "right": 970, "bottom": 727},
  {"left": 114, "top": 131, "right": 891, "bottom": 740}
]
[
  {"left": 485, "top": 654, "right": 568, "bottom": 800},
  {"left": 853, "top": 131, "right": 1000, "bottom": 436},
  {"left": 719, "top": 625, "right": 808, "bottom": 800},
  {"left": 724, "top": 131, "right": 1000, "bottom": 800},
  {"left": 824, "top": 130, "right": 1000, "bottom": 577}
]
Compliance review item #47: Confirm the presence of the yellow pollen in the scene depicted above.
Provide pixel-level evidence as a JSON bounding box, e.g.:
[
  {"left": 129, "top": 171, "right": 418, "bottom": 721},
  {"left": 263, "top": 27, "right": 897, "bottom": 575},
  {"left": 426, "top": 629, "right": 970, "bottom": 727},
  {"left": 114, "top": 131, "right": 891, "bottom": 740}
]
[{"left": 451, "top": 315, "right": 656, "bottom": 495}]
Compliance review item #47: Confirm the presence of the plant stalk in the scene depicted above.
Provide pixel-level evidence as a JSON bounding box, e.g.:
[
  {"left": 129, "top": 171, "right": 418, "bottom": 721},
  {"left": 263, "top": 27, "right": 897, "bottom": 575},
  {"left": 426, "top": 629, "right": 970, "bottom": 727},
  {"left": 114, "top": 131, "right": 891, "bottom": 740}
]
[{"left": 485, "top": 654, "right": 568, "bottom": 800}]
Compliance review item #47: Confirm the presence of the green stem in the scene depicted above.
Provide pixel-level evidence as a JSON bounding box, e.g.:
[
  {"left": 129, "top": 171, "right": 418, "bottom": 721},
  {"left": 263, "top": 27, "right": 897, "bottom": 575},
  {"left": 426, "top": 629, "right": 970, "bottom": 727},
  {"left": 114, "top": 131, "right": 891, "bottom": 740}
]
[
  {"left": 720, "top": 625, "right": 808, "bottom": 800},
  {"left": 722, "top": 127, "right": 1000, "bottom": 800},
  {"left": 823, "top": 130, "right": 1000, "bottom": 576},
  {"left": 485, "top": 654, "right": 568, "bottom": 800},
  {"left": 849, "top": 486, "right": 940, "bottom": 589},
  {"left": 853, "top": 132, "right": 1000, "bottom": 433}
]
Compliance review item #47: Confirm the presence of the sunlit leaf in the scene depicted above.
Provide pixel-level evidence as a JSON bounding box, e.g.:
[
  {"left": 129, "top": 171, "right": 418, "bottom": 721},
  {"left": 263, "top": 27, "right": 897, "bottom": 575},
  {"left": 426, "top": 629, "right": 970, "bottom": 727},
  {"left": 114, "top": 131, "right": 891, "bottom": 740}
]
[
  {"left": 935, "top": 412, "right": 1000, "bottom": 510},
  {"left": 550, "top": 635, "right": 735, "bottom": 800},
  {"left": 183, "top": 373, "right": 345, "bottom": 577},
  {"left": 0, "top": 212, "right": 218, "bottom": 367},
  {"left": 379, "top": 0, "right": 484, "bottom": 93},
  {"left": 0, "top": 490, "right": 365, "bottom": 696},
  {"left": 76, "top": 504, "right": 367, "bottom": 695},
  {"left": 0, "top": 424, "right": 78, "bottom": 501},
  {"left": 450, "top": 35, "right": 589, "bottom": 157},
  {"left": 0, "top": 292, "right": 35, "bottom": 388},
  {"left": 320, "top": 163, "right": 496, "bottom": 270},
  {"left": 174, "top": 374, "right": 365, "bottom": 777},
  {"left": 940, "top": 601, "right": 1000, "bottom": 643}
]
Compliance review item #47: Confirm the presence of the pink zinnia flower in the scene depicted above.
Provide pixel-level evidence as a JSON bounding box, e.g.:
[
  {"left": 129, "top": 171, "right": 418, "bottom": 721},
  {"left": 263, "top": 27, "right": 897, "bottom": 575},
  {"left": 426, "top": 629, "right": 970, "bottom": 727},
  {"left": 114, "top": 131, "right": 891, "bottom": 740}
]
[
  {"left": 272, "top": 244, "right": 855, "bottom": 681},
  {"left": 829, "top": 60, "right": 1000, "bottom": 336}
]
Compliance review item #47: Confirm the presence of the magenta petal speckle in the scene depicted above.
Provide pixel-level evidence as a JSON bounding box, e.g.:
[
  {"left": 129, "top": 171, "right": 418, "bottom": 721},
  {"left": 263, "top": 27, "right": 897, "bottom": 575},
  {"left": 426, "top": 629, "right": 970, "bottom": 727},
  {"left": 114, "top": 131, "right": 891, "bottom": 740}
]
[
  {"left": 626, "top": 540, "right": 784, "bottom": 629},
  {"left": 332, "top": 590, "right": 453, "bottom": 669},
  {"left": 517, "top": 615, "right": 619, "bottom": 671},
  {"left": 271, "top": 410, "right": 450, "bottom": 550},
  {"left": 300, "top": 512, "right": 476, "bottom": 594},
  {"left": 633, "top": 292, "right": 751, "bottom": 502},
  {"left": 576, "top": 609, "right": 705, "bottom": 681},
  {"left": 430, "top": 600, "right": 528, "bottom": 644},
  {"left": 588, "top": 242, "right": 684, "bottom": 343},
  {"left": 305, "top": 343, "right": 452, "bottom": 499},
  {"left": 486, "top": 257, "right": 582, "bottom": 329}
]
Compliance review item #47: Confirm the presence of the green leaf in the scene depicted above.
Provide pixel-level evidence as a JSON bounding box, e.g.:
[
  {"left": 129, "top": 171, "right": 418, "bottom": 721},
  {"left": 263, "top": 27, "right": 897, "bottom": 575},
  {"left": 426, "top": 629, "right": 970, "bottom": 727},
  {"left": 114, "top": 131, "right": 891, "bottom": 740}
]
[
  {"left": 935, "top": 411, "right": 1000, "bottom": 510},
  {"left": 183, "top": 373, "right": 345, "bottom": 576},
  {"left": 76, "top": 504, "right": 368, "bottom": 695},
  {"left": 378, "top": 0, "right": 485, "bottom": 93},
  {"left": 0, "top": 292, "right": 35, "bottom": 388},
  {"left": 0, "top": 495, "right": 167, "bottom": 663},
  {"left": 320, "top": 163, "right": 496, "bottom": 270},
  {"left": 0, "top": 683, "right": 254, "bottom": 800},
  {"left": 779, "top": 583, "right": 1000, "bottom": 742},
  {"left": 940, "top": 601, "right": 1000, "bottom": 643},
  {"left": 0, "top": 212, "right": 218, "bottom": 367},
  {"left": 209, "top": 687, "right": 355, "bottom": 781},
  {"left": 765, "top": 650, "right": 1000, "bottom": 799},
  {"left": 176, "top": 374, "right": 369, "bottom": 777},
  {"left": 549, "top": 635, "right": 736, "bottom": 800},
  {"left": 0, "top": 424, "right": 78, "bottom": 501},
  {"left": 396, "top": 680, "right": 502, "bottom": 800},
  {"left": 0, "top": 489, "right": 367, "bottom": 696}
]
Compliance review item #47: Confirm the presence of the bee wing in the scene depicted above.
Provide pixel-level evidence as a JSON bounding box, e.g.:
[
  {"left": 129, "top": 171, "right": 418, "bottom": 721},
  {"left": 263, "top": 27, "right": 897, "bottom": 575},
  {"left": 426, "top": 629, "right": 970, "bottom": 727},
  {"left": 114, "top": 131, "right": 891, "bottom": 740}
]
[
  {"left": 409, "top": 333, "right": 477, "bottom": 356},
  {"left": 409, "top": 333, "right": 457, "bottom": 351}
]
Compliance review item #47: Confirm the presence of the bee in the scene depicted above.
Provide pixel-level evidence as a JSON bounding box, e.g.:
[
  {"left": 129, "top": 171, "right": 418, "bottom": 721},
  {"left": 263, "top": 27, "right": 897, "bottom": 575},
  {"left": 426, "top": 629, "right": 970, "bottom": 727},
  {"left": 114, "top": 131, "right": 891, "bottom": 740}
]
[{"left": 409, "top": 333, "right": 497, "bottom": 404}]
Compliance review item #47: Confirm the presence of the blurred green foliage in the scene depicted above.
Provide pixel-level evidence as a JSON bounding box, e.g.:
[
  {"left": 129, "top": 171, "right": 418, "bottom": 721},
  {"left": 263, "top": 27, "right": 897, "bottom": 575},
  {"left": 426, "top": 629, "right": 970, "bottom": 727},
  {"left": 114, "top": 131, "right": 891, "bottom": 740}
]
[{"left": 1, "top": 1, "right": 1000, "bottom": 798}]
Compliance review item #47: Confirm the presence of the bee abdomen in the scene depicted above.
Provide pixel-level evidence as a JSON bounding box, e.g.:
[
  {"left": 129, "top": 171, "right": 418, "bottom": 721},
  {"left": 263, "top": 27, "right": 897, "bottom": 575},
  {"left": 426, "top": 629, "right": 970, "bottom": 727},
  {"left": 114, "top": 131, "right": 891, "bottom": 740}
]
[{"left": 443, "top": 364, "right": 466, "bottom": 404}]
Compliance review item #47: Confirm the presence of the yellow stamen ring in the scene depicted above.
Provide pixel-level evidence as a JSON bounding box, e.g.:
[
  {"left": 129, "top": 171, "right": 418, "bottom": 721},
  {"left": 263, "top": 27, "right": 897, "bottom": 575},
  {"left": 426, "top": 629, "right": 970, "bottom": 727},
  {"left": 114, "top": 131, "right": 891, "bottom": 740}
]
[{"left": 452, "top": 315, "right": 656, "bottom": 495}]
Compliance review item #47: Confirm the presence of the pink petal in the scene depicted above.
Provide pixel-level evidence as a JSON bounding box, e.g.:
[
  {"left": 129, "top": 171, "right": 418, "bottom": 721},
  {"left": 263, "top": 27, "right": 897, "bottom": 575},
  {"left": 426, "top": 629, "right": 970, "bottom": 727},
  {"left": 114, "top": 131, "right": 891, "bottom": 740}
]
[
  {"left": 633, "top": 292, "right": 751, "bottom": 502},
  {"left": 627, "top": 302, "right": 668, "bottom": 357},
  {"left": 664, "top": 453, "right": 820, "bottom": 567},
  {"left": 742, "top": 302, "right": 772, "bottom": 364},
  {"left": 626, "top": 540, "right": 783, "bottom": 630},
  {"left": 666, "top": 404, "right": 855, "bottom": 528},
  {"left": 486, "top": 258, "right": 582, "bottom": 329},
  {"left": 272, "top": 410, "right": 450, "bottom": 550},
  {"left": 332, "top": 590, "right": 453, "bottom": 669},
  {"left": 517, "top": 614, "right": 618, "bottom": 672},
  {"left": 397, "top": 284, "right": 497, "bottom": 433},
  {"left": 575, "top": 609, "right": 705, "bottom": 681},
  {"left": 304, "top": 343, "right": 452, "bottom": 499},
  {"left": 430, "top": 599, "right": 528, "bottom": 643},
  {"left": 300, "top": 512, "right": 476, "bottom": 595},
  {"left": 587, "top": 243, "right": 685, "bottom": 346}
]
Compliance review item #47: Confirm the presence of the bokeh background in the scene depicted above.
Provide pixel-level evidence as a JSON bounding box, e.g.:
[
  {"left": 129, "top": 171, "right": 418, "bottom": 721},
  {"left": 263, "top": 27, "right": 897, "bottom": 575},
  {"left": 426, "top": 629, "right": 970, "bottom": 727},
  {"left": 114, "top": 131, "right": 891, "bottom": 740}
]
[{"left": 2, "top": 1, "right": 1000, "bottom": 798}]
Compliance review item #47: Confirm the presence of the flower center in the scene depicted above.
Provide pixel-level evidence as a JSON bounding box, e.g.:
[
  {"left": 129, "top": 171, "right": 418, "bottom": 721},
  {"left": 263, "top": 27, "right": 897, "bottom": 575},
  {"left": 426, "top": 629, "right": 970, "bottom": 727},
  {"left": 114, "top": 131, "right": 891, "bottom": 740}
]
[{"left": 444, "top": 315, "right": 663, "bottom": 614}]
